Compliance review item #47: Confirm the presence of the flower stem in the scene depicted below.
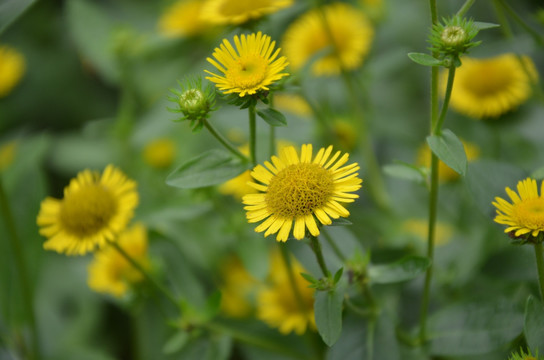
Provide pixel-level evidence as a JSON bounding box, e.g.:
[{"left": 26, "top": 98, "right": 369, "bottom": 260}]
[
  {"left": 309, "top": 235, "right": 331, "bottom": 277},
  {"left": 433, "top": 65, "right": 457, "bottom": 134},
  {"left": 534, "top": 242, "right": 544, "bottom": 302},
  {"left": 456, "top": 0, "right": 475, "bottom": 17},
  {"left": 202, "top": 119, "right": 249, "bottom": 162},
  {"left": 249, "top": 104, "right": 257, "bottom": 166},
  {"left": 0, "top": 177, "right": 40, "bottom": 360},
  {"left": 269, "top": 95, "right": 277, "bottom": 158},
  {"left": 109, "top": 241, "right": 179, "bottom": 309},
  {"left": 321, "top": 227, "right": 346, "bottom": 262}
]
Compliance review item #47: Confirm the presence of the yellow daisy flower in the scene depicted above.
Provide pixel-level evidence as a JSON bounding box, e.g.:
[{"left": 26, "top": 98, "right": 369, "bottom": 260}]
[
  {"left": 200, "top": 0, "right": 293, "bottom": 25},
  {"left": 37, "top": 165, "right": 139, "bottom": 256},
  {"left": 448, "top": 54, "right": 538, "bottom": 119},
  {"left": 87, "top": 223, "right": 149, "bottom": 297},
  {"left": 219, "top": 256, "right": 261, "bottom": 318},
  {"left": 274, "top": 93, "right": 312, "bottom": 117},
  {"left": 0, "top": 45, "right": 25, "bottom": 98},
  {"left": 157, "top": 0, "right": 207, "bottom": 38},
  {"left": 282, "top": 3, "right": 374, "bottom": 76},
  {"left": 493, "top": 178, "right": 544, "bottom": 238},
  {"left": 416, "top": 139, "right": 480, "bottom": 182},
  {"left": 257, "top": 250, "right": 315, "bottom": 335},
  {"left": 142, "top": 138, "right": 176, "bottom": 169},
  {"left": 243, "top": 144, "right": 362, "bottom": 242},
  {"left": 205, "top": 32, "right": 289, "bottom": 97}
]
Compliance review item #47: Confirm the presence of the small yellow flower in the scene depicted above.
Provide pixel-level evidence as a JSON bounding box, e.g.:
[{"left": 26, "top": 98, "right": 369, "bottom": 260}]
[
  {"left": 201, "top": 0, "right": 293, "bottom": 25},
  {"left": 282, "top": 3, "right": 374, "bottom": 76},
  {"left": 493, "top": 178, "right": 544, "bottom": 239},
  {"left": 402, "top": 219, "right": 453, "bottom": 246},
  {"left": 257, "top": 250, "right": 315, "bottom": 334},
  {"left": 205, "top": 32, "right": 289, "bottom": 97},
  {"left": 37, "top": 165, "right": 139, "bottom": 255},
  {"left": 157, "top": 0, "right": 207, "bottom": 38},
  {"left": 0, "top": 45, "right": 25, "bottom": 97},
  {"left": 87, "top": 223, "right": 149, "bottom": 298},
  {"left": 143, "top": 138, "right": 176, "bottom": 169},
  {"left": 243, "top": 144, "right": 362, "bottom": 242},
  {"left": 0, "top": 140, "right": 17, "bottom": 172},
  {"left": 274, "top": 93, "right": 312, "bottom": 117},
  {"left": 416, "top": 139, "right": 480, "bottom": 182},
  {"left": 448, "top": 54, "right": 538, "bottom": 119},
  {"left": 219, "top": 256, "right": 261, "bottom": 318}
]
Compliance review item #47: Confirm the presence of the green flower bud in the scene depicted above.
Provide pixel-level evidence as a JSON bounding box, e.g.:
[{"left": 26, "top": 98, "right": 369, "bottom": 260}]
[{"left": 429, "top": 16, "right": 481, "bottom": 65}]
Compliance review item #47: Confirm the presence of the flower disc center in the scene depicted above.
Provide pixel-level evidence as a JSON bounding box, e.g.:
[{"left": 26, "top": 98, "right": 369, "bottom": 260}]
[
  {"left": 60, "top": 184, "right": 117, "bottom": 238},
  {"left": 226, "top": 55, "right": 268, "bottom": 89},
  {"left": 265, "top": 163, "right": 334, "bottom": 218},
  {"left": 513, "top": 198, "right": 544, "bottom": 230}
]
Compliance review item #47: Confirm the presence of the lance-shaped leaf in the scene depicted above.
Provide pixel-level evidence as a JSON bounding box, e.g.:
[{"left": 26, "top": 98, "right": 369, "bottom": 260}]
[{"left": 427, "top": 129, "right": 467, "bottom": 176}]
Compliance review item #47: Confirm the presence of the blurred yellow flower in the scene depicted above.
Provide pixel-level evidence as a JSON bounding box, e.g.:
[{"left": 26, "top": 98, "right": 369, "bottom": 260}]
[
  {"left": 416, "top": 139, "right": 480, "bottom": 182},
  {"left": 493, "top": 178, "right": 544, "bottom": 238},
  {"left": 274, "top": 93, "right": 312, "bottom": 117},
  {"left": 219, "top": 256, "right": 261, "bottom": 318},
  {"left": 219, "top": 145, "right": 256, "bottom": 200},
  {"left": 243, "top": 144, "right": 362, "bottom": 241},
  {"left": 201, "top": 0, "right": 293, "bottom": 25},
  {"left": 402, "top": 218, "right": 454, "bottom": 246},
  {"left": 157, "top": 0, "right": 207, "bottom": 38},
  {"left": 448, "top": 54, "right": 537, "bottom": 119},
  {"left": 143, "top": 138, "right": 176, "bottom": 169},
  {"left": 205, "top": 32, "right": 289, "bottom": 97},
  {"left": 283, "top": 3, "right": 374, "bottom": 76},
  {"left": 37, "top": 165, "right": 139, "bottom": 256},
  {"left": 257, "top": 250, "right": 315, "bottom": 335},
  {"left": 88, "top": 223, "right": 149, "bottom": 298},
  {"left": 0, "top": 45, "right": 25, "bottom": 97},
  {"left": 0, "top": 140, "right": 17, "bottom": 172}
]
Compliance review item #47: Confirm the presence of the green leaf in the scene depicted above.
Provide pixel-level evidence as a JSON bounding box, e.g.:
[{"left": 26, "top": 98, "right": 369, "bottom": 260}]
[
  {"left": 426, "top": 129, "right": 467, "bottom": 176},
  {"left": 428, "top": 301, "right": 523, "bottom": 356},
  {"left": 383, "top": 162, "right": 427, "bottom": 184},
  {"left": 333, "top": 268, "right": 344, "bottom": 284},
  {"left": 524, "top": 295, "right": 544, "bottom": 354},
  {"left": 163, "top": 331, "right": 190, "bottom": 355},
  {"left": 256, "top": 108, "right": 287, "bottom": 127},
  {"left": 407, "top": 53, "right": 445, "bottom": 67},
  {"left": 473, "top": 22, "right": 500, "bottom": 30},
  {"left": 166, "top": 149, "right": 248, "bottom": 189},
  {"left": 0, "top": 0, "right": 36, "bottom": 34},
  {"left": 315, "top": 290, "right": 344, "bottom": 346},
  {"left": 330, "top": 218, "right": 352, "bottom": 226},
  {"left": 368, "top": 256, "right": 430, "bottom": 284},
  {"left": 300, "top": 272, "right": 317, "bottom": 285}
]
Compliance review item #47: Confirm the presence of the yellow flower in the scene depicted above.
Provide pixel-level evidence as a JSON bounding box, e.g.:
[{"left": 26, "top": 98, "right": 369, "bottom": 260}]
[
  {"left": 0, "top": 140, "right": 17, "bottom": 172},
  {"left": 205, "top": 32, "right": 289, "bottom": 97},
  {"left": 143, "top": 138, "right": 176, "bottom": 169},
  {"left": 282, "top": 3, "right": 374, "bottom": 76},
  {"left": 37, "top": 165, "right": 139, "bottom": 255},
  {"left": 493, "top": 178, "right": 544, "bottom": 238},
  {"left": 87, "top": 223, "right": 149, "bottom": 297},
  {"left": 402, "top": 219, "right": 453, "bottom": 246},
  {"left": 200, "top": 0, "right": 293, "bottom": 25},
  {"left": 243, "top": 144, "right": 362, "bottom": 242},
  {"left": 274, "top": 93, "right": 312, "bottom": 117},
  {"left": 257, "top": 250, "right": 315, "bottom": 334},
  {"left": 416, "top": 139, "right": 480, "bottom": 182},
  {"left": 219, "top": 145, "right": 255, "bottom": 200},
  {"left": 157, "top": 0, "right": 207, "bottom": 38},
  {"left": 219, "top": 256, "right": 261, "bottom": 317},
  {"left": 448, "top": 54, "right": 538, "bottom": 119},
  {"left": 0, "top": 45, "right": 25, "bottom": 97}
]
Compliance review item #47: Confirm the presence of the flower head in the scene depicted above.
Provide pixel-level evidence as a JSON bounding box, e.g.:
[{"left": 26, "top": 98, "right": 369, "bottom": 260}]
[
  {"left": 169, "top": 76, "right": 216, "bottom": 131},
  {"left": 493, "top": 178, "right": 544, "bottom": 241},
  {"left": 143, "top": 138, "right": 176, "bottom": 169},
  {"left": 201, "top": 0, "right": 293, "bottom": 25},
  {"left": 87, "top": 223, "right": 149, "bottom": 297},
  {"left": 282, "top": 3, "right": 374, "bottom": 76},
  {"left": 448, "top": 54, "right": 538, "bottom": 119},
  {"left": 0, "top": 45, "right": 25, "bottom": 97},
  {"left": 243, "top": 144, "right": 362, "bottom": 242},
  {"left": 37, "top": 165, "right": 139, "bottom": 255},
  {"left": 429, "top": 16, "right": 481, "bottom": 62},
  {"left": 205, "top": 32, "right": 289, "bottom": 97},
  {"left": 257, "top": 250, "right": 315, "bottom": 334},
  {"left": 157, "top": 0, "right": 207, "bottom": 38}
]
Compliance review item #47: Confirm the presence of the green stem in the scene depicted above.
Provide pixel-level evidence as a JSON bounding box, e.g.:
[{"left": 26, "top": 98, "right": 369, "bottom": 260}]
[
  {"left": 366, "top": 319, "right": 376, "bottom": 360},
  {"left": 492, "top": 0, "right": 514, "bottom": 38},
  {"left": 268, "top": 94, "right": 277, "bottom": 158},
  {"left": 249, "top": 104, "right": 257, "bottom": 166},
  {"left": 0, "top": 177, "right": 40, "bottom": 360},
  {"left": 309, "top": 235, "right": 331, "bottom": 277},
  {"left": 433, "top": 65, "right": 456, "bottom": 134},
  {"left": 109, "top": 241, "right": 179, "bottom": 309},
  {"left": 534, "top": 242, "right": 544, "bottom": 302},
  {"left": 202, "top": 119, "right": 249, "bottom": 162},
  {"left": 456, "top": 0, "right": 475, "bottom": 17},
  {"left": 321, "top": 227, "right": 346, "bottom": 262}
]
